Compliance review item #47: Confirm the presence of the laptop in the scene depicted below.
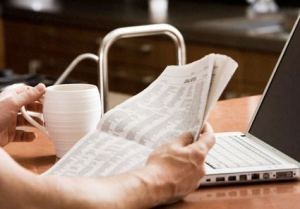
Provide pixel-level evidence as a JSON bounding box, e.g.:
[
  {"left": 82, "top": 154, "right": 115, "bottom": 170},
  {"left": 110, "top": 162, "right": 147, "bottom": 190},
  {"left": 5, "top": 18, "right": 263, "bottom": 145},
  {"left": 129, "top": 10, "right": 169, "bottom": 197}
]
[{"left": 202, "top": 16, "right": 300, "bottom": 186}]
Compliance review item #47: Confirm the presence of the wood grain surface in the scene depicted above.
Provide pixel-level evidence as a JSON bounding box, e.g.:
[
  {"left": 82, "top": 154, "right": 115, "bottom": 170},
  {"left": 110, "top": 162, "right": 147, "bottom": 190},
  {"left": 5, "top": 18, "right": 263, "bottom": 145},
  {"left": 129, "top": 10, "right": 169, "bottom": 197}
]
[{"left": 4, "top": 96, "right": 300, "bottom": 209}]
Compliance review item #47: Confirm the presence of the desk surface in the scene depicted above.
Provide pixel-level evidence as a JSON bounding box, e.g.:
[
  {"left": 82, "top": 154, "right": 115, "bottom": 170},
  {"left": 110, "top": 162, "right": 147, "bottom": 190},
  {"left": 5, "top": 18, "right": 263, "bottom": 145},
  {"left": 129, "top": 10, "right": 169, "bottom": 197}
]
[{"left": 4, "top": 96, "right": 300, "bottom": 209}]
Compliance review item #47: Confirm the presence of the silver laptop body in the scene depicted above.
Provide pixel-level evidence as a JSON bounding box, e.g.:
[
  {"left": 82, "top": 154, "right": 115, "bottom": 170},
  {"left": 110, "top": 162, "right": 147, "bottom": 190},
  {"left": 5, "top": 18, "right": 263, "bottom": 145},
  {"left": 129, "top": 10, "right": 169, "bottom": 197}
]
[{"left": 202, "top": 16, "right": 300, "bottom": 186}]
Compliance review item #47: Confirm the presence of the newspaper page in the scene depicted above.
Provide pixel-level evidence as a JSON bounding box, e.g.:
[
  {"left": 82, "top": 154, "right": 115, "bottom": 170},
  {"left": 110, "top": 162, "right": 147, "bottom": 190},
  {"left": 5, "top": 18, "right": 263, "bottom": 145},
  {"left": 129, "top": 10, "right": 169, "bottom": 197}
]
[
  {"left": 98, "top": 54, "right": 215, "bottom": 148},
  {"left": 193, "top": 54, "right": 238, "bottom": 138},
  {"left": 45, "top": 130, "right": 152, "bottom": 176},
  {"left": 204, "top": 54, "right": 238, "bottom": 118},
  {"left": 45, "top": 54, "right": 236, "bottom": 177}
]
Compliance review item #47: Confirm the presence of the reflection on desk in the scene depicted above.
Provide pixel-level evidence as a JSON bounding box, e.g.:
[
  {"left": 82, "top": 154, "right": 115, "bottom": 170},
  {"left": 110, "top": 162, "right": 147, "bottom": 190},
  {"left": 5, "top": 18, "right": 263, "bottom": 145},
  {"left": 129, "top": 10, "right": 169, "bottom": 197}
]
[
  {"left": 160, "top": 182, "right": 300, "bottom": 209},
  {"left": 190, "top": 182, "right": 300, "bottom": 201}
]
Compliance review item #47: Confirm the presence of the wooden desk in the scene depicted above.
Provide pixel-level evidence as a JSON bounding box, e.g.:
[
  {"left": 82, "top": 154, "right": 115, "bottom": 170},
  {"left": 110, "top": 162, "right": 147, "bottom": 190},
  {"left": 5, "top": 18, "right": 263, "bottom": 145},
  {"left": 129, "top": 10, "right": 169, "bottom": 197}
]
[{"left": 4, "top": 96, "right": 300, "bottom": 209}]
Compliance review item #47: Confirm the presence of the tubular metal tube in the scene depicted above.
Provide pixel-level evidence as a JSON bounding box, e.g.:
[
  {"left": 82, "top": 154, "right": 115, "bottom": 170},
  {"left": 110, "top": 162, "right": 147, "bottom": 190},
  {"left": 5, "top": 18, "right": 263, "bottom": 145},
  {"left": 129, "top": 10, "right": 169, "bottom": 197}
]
[
  {"left": 55, "top": 53, "right": 99, "bottom": 85},
  {"left": 98, "top": 24, "right": 186, "bottom": 113}
]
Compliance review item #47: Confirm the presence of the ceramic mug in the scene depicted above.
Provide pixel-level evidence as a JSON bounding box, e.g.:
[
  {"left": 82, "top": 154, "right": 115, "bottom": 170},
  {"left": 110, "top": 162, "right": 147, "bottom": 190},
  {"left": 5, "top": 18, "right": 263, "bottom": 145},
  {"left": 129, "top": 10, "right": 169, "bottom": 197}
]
[{"left": 21, "top": 84, "right": 101, "bottom": 158}]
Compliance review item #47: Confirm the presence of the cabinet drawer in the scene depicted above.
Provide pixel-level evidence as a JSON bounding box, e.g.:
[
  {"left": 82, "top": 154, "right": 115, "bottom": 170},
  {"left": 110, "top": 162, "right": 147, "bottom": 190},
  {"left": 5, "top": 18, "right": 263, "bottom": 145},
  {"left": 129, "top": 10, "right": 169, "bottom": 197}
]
[
  {"left": 109, "top": 37, "right": 177, "bottom": 70},
  {"left": 109, "top": 63, "right": 161, "bottom": 94},
  {"left": 4, "top": 20, "right": 104, "bottom": 55}
]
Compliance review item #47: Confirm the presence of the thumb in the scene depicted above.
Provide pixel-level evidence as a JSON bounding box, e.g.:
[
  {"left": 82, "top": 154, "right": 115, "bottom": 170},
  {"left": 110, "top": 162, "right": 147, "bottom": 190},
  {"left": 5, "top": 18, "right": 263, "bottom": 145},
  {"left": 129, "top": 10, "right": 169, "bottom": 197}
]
[
  {"left": 12, "top": 84, "right": 46, "bottom": 110},
  {"left": 201, "top": 123, "right": 214, "bottom": 134}
]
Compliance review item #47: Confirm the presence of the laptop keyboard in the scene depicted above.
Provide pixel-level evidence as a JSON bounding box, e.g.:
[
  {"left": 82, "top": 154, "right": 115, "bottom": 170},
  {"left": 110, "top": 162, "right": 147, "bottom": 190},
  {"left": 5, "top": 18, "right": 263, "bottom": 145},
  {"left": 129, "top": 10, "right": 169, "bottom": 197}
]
[{"left": 206, "top": 135, "right": 282, "bottom": 169}]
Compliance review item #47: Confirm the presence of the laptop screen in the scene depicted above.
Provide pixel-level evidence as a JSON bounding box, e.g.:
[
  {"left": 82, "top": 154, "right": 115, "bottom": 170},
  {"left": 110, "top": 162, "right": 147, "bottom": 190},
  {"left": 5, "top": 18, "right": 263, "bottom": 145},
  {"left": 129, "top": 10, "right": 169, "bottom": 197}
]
[{"left": 249, "top": 17, "right": 300, "bottom": 162}]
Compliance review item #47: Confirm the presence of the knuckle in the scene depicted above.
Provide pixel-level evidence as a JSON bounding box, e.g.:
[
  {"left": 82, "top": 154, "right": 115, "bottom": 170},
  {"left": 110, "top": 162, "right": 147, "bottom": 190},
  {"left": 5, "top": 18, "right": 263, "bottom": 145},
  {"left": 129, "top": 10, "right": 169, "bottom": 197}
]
[
  {"left": 188, "top": 145, "right": 206, "bottom": 162},
  {"left": 27, "top": 88, "right": 37, "bottom": 97},
  {"left": 203, "top": 133, "right": 216, "bottom": 148},
  {"left": 181, "top": 132, "right": 193, "bottom": 140},
  {"left": 208, "top": 133, "right": 216, "bottom": 143},
  {"left": 198, "top": 143, "right": 208, "bottom": 153},
  {"left": 167, "top": 143, "right": 180, "bottom": 154}
]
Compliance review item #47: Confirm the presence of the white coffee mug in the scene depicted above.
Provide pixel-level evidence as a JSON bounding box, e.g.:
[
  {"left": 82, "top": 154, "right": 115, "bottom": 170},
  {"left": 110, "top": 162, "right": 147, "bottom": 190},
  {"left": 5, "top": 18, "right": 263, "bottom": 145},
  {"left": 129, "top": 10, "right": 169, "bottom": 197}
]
[{"left": 21, "top": 84, "right": 101, "bottom": 158}]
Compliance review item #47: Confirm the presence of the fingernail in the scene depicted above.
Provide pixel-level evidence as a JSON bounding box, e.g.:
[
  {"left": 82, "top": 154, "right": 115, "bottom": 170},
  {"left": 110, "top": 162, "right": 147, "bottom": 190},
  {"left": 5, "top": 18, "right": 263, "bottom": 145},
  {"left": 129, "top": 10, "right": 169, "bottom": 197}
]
[{"left": 35, "top": 83, "right": 46, "bottom": 93}]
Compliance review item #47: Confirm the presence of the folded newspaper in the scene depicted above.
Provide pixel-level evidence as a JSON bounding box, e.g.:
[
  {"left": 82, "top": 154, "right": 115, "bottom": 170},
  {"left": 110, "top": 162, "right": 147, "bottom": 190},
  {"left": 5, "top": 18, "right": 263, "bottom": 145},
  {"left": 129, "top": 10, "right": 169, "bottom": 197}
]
[{"left": 45, "top": 53, "right": 238, "bottom": 177}]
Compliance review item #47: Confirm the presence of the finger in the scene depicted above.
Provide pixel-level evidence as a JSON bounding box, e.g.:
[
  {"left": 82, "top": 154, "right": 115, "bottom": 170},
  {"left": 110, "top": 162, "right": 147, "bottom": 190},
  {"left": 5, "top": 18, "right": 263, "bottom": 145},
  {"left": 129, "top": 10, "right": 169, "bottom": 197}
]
[
  {"left": 25, "top": 101, "right": 43, "bottom": 113},
  {"left": 14, "top": 85, "right": 28, "bottom": 94},
  {"left": 17, "top": 114, "right": 43, "bottom": 126},
  {"left": 14, "top": 130, "right": 37, "bottom": 142},
  {"left": 0, "top": 84, "right": 25, "bottom": 99},
  {"left": 185, "top": 134, "right": 215, "bottom": 166},
  {"left": 205, "top": 123, "right": 214, "bottom": 133},
  {"left": 173, "top": 132, "right": 194, "bottom": 147},
  {"left": 12, "top": 83, "right": 46, "bottom": 111},
  {"left": 193, "top": 132, "right": 216, "bottom": 153},
  {"left": 39, "top": 96, "right": 44, "bottom": 104},
  {"left": 201, "top": 123, "right": 214, "bottom": 134},
  {"left": 3, "top": 83, "right": 27, "bottom": 94}
]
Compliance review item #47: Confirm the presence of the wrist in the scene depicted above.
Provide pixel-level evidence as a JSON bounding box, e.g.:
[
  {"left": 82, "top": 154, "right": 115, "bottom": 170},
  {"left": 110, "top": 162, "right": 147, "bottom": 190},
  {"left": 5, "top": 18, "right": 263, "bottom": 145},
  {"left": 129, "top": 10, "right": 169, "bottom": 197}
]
[{"left": 132, "top": 165, "right": 175, "bottom": 207}]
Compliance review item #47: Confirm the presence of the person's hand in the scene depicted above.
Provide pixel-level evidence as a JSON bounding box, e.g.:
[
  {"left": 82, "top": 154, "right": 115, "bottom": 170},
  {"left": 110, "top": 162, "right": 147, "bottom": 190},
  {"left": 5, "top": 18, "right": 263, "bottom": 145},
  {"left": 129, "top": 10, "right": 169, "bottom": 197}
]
[
  {"left": 0, "top": 122, "right": 214, "bottom": 209},
  {"left": 143, "top": 123, "right": 215, "bottom": 205},
  {"left": 37, "top": 124, "right": 215, "bottom": 209},
  {"left": 0, "top": 83, "right": 46, "bottom": 147}
]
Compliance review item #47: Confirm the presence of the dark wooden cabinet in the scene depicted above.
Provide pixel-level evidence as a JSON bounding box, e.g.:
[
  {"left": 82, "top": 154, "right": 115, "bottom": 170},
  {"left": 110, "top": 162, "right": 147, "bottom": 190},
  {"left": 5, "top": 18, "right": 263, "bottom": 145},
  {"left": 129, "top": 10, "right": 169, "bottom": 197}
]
[
  {"left": 187, "top": 43, "right": 279, "bottom": 98},
  {"left": 3, "top": 20, "right": 279, "bottom": 97},
  {"left": 3, "top": 20, "right": 178, "bottom": 94},
  {"left": 4, "top": 21, "right": 102, "bottom": 82}
]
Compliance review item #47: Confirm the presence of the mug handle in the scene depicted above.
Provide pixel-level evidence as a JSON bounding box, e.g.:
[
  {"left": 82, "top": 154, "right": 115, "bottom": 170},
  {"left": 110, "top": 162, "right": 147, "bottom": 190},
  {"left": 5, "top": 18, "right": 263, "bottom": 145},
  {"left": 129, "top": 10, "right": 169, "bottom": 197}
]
[{"left": 21, "top": 106, "right": 48, "bottom": 135}]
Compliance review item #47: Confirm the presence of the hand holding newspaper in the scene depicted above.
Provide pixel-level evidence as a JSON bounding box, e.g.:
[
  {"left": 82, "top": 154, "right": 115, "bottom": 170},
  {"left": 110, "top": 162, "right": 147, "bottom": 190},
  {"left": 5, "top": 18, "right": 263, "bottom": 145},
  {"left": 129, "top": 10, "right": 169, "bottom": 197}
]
[{"left": 45, "top": 53, "right": 238, "bottom": 177}]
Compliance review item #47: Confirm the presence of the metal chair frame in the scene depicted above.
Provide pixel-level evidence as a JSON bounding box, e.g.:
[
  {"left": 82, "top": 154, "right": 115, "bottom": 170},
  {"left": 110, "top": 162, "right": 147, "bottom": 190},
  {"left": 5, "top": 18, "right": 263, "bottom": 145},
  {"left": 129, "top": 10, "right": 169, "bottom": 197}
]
[{"left": 56, "top": 24, "right": 186, "bottom": 115}]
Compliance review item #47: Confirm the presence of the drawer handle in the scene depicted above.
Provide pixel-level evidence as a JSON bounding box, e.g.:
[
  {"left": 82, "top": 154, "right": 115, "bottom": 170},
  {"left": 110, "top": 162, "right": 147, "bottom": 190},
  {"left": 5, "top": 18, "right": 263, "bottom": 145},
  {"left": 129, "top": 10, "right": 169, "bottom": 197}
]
[
  {"left": 110, "top": 71, "right": 155, "bottom": 84},
  {"left": 98, "top": 37, "right": 153, "bottom": 54},
  {"left": 28, "top": 59, "right": 43, "bottom": 74},
  {"left": 115, "top": 42, "right": 153, "bottom": 54}
]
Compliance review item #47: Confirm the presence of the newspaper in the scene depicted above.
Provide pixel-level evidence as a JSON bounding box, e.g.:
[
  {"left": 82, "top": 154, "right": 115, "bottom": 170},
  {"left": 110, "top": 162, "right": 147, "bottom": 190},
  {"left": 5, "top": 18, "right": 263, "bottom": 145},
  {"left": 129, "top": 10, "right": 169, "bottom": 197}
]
[{"left": 45, "top": 54, "right": 238, "bottom": 177}]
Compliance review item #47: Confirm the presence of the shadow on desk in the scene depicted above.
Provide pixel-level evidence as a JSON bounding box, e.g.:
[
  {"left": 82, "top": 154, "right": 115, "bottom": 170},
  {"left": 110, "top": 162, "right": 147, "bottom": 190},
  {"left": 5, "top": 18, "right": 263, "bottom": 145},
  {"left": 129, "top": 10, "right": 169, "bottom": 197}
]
[{"left": 10, "top": 154, "right": 56, "bottom": 174}]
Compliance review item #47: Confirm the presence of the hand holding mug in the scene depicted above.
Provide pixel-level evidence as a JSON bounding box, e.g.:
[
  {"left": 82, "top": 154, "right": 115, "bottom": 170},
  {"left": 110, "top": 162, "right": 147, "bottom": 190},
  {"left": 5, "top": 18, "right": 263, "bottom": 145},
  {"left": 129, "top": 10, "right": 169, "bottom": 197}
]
[
  {"left": 0, "top": 84, "right": 46, "bottom": 147},
  {"left": 21, "top": 84, "right": 102, "bottom": 158}
]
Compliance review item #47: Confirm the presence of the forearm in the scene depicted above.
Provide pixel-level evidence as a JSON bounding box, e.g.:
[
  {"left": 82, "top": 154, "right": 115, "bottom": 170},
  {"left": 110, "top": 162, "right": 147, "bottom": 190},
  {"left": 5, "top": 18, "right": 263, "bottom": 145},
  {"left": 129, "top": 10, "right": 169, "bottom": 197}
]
[
  {"left": 42, "top": 165, "right": 173, "bottom": 209},
  {"left": 0, "top": 148, "right": 172, "bottom": 209},
  {"left": 0, "top": 149, "right": 49, "bottom": 209}
]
